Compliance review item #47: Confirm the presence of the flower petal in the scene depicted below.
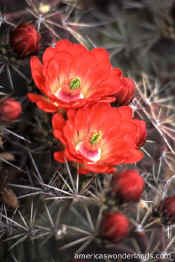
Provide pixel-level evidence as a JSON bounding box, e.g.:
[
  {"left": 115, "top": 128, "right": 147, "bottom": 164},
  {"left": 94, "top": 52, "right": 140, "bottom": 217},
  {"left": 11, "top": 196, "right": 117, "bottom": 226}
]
[
  {"left": 28, "top": 93, "right": 58, "bottom": 112},
  {"left": 30, "top": 56, "right": 45, "bottom": 91},
  {"left": 52, "top": 113, "right": 65, "bottom": 129},
  {"left": 54, "top": 151, "right": 65, "bottom": 162}
]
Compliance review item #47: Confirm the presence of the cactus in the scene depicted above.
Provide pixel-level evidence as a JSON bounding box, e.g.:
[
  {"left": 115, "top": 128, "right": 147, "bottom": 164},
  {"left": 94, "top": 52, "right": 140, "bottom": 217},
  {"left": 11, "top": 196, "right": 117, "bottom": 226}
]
[{"left": 0, "top": 0, "right": 175, "bottom": 261}]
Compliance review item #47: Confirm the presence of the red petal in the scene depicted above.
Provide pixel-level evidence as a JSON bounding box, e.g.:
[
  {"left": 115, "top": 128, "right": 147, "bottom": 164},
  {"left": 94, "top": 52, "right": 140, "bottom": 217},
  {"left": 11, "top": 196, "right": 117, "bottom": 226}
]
[
  {"left": 78, "top": 167, "right": 90, "bottom": 174},
  {"left": 71, "top": 43, "right": 88, "bottom": 57},
  {"left": 27, "top": 93, "right": 43, "bottom": 102},
  {"left": 42, "top": 46, "right": 55, "bottom": 65},
  {"left": 53, "top": 129, "right": 66, "bottom": 145},
  {"left": 44, "top": 51, "right": 73, "bottom": 84},
  {"left": 82, "top": 163, "right": 117, "bottom": 174},
  {"left": 134, "top": 120, "right": 147, "bottom": 147},
  {"left": 91, "top": 68, "right": 122, "bottom": 97},
  {"left": 118, "top": 106, "right": 133, "bottom": 120},
  {"left": 28, "top": 93, "right": 59, "bottom": 112},
  {"left": 55, "top": 40, "right": 88, "bottom": 58},
  {"left": 52, "top": 113, "right": 65, "bottom": 129},
  {"left": 90, "top": 48, "right": 111, "bottom": 66},
  {"left": 55, "top": 39, "right": 73, "bottom": 51},
  {"left": 30, "top": 57, "right": 45, "bottom": 91},
  {"left": 54, "top": 151, "right": 65, "bottom": 163},
  {"left": 37, "top": 100, "right": 58, "bottom": 112},
  {"left": 65, "top": 149, "right": 83, "bottom": 162},
  {"left": 125, "top": 149, "right": 144, "bottom": 163}
]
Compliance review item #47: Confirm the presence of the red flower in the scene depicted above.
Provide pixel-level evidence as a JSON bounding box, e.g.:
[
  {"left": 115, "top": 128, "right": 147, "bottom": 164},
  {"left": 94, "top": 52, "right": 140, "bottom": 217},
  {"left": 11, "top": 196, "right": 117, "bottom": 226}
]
[
  {"left": 10, "top": 23, "right": 40, "bottom": 57},
  {"left": 112, "top": 169, "right": 144, "bottom": 202},
  {"left": 0, "top": 98, "right": 22, "bottom": 121},
  {"left": 52, "top": 103, "right": 146, "bottom": 174},
  {"left": 156, "top": 195, "right": 175, "bottom": 225},
  {"left": 101, "top": 212, "right": 130, "bottom": 242},
  {"left": 28, "top": 39, "right": 134, "bottom": 112}
]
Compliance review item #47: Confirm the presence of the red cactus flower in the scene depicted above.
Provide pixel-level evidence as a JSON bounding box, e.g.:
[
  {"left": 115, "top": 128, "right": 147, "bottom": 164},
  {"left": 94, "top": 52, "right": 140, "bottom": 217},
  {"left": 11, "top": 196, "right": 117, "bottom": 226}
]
[
  {"left": 0, "top": 98, "right": 22, "bottom": 121},
  {"left": 112, "top": 169, "right": 144, "bottom": 202},
  {"left": 101, "top": 212, "right": 130, "bottom": 242},
  {"left": 52, "top": 103, "right": 146, "bottom": 174},
  {"left": 28, "top": 39, "right": 135, "bottom": 112},
  {"left": 10, "top": 23, "right": 40, "bottom": 57},
  {"left": 157, "top": 195, "right": 175, "bottom": 224}
]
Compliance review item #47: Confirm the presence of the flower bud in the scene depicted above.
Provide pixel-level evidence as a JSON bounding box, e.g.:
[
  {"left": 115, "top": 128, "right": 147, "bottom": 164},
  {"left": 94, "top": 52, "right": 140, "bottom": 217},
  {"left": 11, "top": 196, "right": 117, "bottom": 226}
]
[
  {"left": 0, "top": 98, "right": 22, "bottom": 121},
  {"left": 101, "top": 212, "right": 130, "bottom": 242},
  {"left": 10, "top": 23, "right": 40, "bottom": 57},
  {"left": 112, "top": 170, "right": 144, "bottom": 202},
  {"left": 156, "top": 195, "right": 175, "bottom": 225},
  {"left": 117, "top": 78, "right": 135, "bottom": 105}
]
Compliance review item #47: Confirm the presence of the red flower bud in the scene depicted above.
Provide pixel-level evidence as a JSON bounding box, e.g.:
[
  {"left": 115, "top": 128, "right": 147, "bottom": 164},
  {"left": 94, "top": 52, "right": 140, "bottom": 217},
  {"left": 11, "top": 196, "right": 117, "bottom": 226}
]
[
  {"left": 101, "top": 212, "right": 130, "bottom": 242},
  {"left": 0, "top": 98, "right": 22, "bottom": 121},
  {"left": 156, "top": 195, "right": 175, "bottom": 224},
  {"left": 10, "top": 23, "right": 40, "bottom": 57},
  {"left": 116, "top": 78, "right": 135, "bottom": 105},
  {"left": 112, "top": 170, "right": 144, "bottom": 202}
]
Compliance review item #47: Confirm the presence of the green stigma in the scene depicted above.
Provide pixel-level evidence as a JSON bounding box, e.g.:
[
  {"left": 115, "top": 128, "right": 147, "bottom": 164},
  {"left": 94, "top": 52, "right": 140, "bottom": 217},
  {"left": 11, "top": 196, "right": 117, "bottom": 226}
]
[
  {"left": 70, "top": 77, "right": 81, "bottom": 90},
  {"left": 90, "top": 131, "right": 102, "bottom": 144}
]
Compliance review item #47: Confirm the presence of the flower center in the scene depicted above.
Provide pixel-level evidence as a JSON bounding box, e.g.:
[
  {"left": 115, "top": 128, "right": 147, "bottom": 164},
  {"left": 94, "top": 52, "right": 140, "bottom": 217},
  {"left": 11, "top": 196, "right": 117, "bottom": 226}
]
[
  {"left": 69, "top": 77, "right": 81, "bottom": 90},
  {"left": 76, "top": 142, "right": 102, "bottom": 162},
  {"left": 75, "top": 130, "right": 103, "bottom": 162},
  {"left": 90, "top": 130, "right": 102, "bottom": 144},
  {"left": 51, "top": 77, "right": 84, "bottom": 102}
]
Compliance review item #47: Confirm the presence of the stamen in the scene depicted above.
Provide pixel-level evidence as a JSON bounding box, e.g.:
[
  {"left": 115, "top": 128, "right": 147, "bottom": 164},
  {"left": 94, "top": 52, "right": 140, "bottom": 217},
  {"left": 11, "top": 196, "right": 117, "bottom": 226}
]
[
  {"left": 70, "top": 77, "right": 81, "bottom": 90},
  {"left": 90, "top": 131, "right": 102, "bottom": 144}
]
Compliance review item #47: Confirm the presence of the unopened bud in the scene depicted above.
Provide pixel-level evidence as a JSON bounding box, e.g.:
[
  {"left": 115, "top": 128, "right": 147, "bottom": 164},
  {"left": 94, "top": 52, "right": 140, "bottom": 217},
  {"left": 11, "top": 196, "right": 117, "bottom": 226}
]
[
  {"left": 0, "top": 98, "right": 22, "bottom": 121},
  {"left": 10, "top": 23, "right": 40, "bottom": 57}
]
